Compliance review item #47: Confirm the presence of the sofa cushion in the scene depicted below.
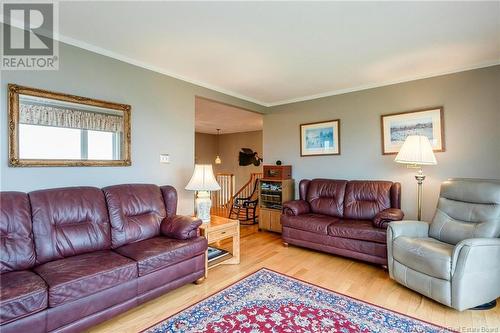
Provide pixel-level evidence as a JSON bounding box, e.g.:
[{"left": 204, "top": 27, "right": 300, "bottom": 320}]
[
  {"left": 281, "top": 214, "right": 339, "bottom": 235},
  {"left": 0, "top": 192, "right": 36, "bottom": 273},
  {"left": 29, "top": 187, "right": 111, "bottom": 264},
  {"left": 33, "top": 250, "right": 137, "bottom": 307},
  {"left": 393, "top": 237, "right": 453, "bottom": 280},
  {"left": 114, "top": 236, "right": 207, "bottom": 276},
  {"left": 0, "top": 270, "right": 47, "bottom": 324},
  {"left": 343, "top": 181, "right": 393, "bottom": 220},
  {"left": 328, "top": 219, "right": 387, "bottom": 244},
  {"left": 306, "top": 179, "right": 348, "bottom": 217},
  {"left": 103, "top": 184, "right": 167, "bottom": 248}
]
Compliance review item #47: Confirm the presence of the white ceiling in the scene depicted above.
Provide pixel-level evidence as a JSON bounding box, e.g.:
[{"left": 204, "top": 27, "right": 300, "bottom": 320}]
[
  {"left": 195, "top": 97, "right": 263, "bottom": 135},
  {"left": 57, "top": 1, "right": 500, "bottom": 106}
]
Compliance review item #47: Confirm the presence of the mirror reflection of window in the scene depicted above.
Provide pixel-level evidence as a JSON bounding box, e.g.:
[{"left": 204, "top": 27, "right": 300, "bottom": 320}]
[
  {"left": 87, "top": 130, "right": 117, "bottom": 160},
  {"left": 18, "top": 94, "right": 124, "bottom": 161},
  {"left": 19, "top": 124, "right": 81, "bottom": 159}
]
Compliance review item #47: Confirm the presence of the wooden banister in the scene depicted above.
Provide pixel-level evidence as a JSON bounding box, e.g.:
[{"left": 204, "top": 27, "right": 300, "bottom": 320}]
[
  {"left": 211, "top": 173, "right": 235, "bottom": 217},
  {"left": 233, "top": 173, "right": 263, "bottom": 201},
  {"left": 211, "top": 172, "right": 263, "bottom": 219}
]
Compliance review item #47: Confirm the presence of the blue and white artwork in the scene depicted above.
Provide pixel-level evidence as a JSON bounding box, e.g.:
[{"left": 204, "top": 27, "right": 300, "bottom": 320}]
[
  {"left": 382, "top": 108, "right": 444, "bottom": 154},
  {"left": 301, "top": 120, "right": 340, "bottom": 156},
  {"left": 305, "top": 127, "right": 334, "bottom": 149},
  {"left": 389, "top": 117, "right": 433, "bottom": 144}
]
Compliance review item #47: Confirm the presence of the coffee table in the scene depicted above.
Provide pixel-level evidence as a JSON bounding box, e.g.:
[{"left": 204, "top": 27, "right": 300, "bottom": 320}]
[{"left": 197, "top": 215, "right": 240, "bottom": 281}]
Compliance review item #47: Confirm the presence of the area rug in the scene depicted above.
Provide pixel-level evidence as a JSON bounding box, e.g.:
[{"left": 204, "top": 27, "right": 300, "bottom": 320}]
[{"left": 144, "top": 268, "right": 454, "bottom": 333}]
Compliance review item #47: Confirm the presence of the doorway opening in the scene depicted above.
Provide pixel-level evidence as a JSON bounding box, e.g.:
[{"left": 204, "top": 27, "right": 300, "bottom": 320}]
[{"left": 194, "top": 96, "right": 263, "bottom": 225}]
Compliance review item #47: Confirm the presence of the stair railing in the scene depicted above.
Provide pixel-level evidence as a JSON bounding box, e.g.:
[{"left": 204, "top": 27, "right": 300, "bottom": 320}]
[{"left": 211, "top": 173, "right": 235, "bottom": 217}]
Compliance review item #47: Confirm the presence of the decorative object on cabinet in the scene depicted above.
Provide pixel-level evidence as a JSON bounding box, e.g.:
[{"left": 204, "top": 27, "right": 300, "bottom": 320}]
[
  {"left": 8, "top": 84, "right": 131, "bottom": 167},
  {"left": 381, "top": 107, "right": 444, "bottom": 154},
  {"left": 395, "top": 135, "right": 437, "bottom": 221},
  {"left": 259, "top": 167, "right": 294, "bottom": 233},
  {"left": 300, "top": 119, "right": 340, "bottom": 156},
  {"left": 186, "top": 164, "right": 221, "bottom": 223},
  {"left": 263, "top": 165, "right": 292, "bottom": 180}
]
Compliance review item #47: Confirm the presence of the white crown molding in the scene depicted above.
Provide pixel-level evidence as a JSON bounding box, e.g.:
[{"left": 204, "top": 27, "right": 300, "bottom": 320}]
[
  {"left": 53, "top": 35, "right": 500, "bottom": 108},
  {"left": 56, "top": 34, "right": 270, "bottom": 107},
  {"left": 266, "top": 60, "right": 500, "bottom": 107}
]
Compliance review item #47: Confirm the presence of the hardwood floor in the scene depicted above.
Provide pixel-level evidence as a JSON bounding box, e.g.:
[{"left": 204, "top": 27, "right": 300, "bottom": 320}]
[{"left": 88, "top": 226, "right": 500, "bottom": 332}]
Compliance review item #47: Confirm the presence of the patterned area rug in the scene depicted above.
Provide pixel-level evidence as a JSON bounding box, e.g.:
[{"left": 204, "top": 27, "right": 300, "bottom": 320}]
[{"left": 144, "top": 268, "right": 454, "bottom": 333}]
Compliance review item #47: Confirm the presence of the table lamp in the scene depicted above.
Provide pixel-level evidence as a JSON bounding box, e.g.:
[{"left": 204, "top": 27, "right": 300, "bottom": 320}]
[
  {"left": 185, "top": 164, "right": 221, "bottom": 223},
  {"left": 394, "top": 135, "right": 437, "bottom": 221}
]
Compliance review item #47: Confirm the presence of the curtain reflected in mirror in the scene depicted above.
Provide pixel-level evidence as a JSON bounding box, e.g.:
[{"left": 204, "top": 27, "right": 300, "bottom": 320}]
[{"left": 8, "top": 84, "right": 131, "bottom": 167}]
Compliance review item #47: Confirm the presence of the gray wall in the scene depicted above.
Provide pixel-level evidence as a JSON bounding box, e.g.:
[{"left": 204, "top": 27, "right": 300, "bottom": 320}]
[
  {"left": 216, "top": 131, "right": 263, "bottom": 190},
  {"left": 264, "top": 66, "right": 500, "bottom": 221},
  {"left": 0, "top": 40, "right": 264, "bottom": 214}
]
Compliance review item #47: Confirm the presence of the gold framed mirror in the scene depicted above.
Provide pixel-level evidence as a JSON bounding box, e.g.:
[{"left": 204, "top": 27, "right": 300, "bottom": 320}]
[{"left": 8, "top": 84, "right": 131, "bottom": 167}]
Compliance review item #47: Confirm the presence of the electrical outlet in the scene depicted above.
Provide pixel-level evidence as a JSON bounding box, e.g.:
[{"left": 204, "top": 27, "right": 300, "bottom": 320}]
[{"left": 160, "top": 154, "right": 170, "bottom": 164}]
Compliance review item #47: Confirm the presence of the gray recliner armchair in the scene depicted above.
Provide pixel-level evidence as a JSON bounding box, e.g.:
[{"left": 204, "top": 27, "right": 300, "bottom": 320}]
[{"left": 387, "top": 178, "right": 500, "bottom": 311}]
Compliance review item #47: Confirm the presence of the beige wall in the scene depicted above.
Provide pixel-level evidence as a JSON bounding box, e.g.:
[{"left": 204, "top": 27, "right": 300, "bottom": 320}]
[
  {"left": 195, "top": 133, "right": 218, "bottom": 164},
  {"left": 195, "top": 131, "right": 263, "bottom": 190},
  {"left": 264, "top": 66, "right": 500, "bottom": 221}
]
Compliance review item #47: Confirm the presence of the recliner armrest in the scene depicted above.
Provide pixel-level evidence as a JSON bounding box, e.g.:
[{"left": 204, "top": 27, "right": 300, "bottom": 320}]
[
  {"left": 387, "top": 220, "right": 430, "bottom": 239},
  {"left": 282, "top": 200, "right": 310, "bottom": 216},
  {"left": 373, "top": 208, "right": 404, "bottom": 229},
  {"left": 386, "top": 220, "right": 430, "bottom": 279},
  {"left": 161, "top": 215, "right": 202, "bottom": 240},
  {"left": 450, "top": 238, "right": 500, "bottom": 310},
  {"left": 452, "top": 238, "right": 500, "bottom": 274}
]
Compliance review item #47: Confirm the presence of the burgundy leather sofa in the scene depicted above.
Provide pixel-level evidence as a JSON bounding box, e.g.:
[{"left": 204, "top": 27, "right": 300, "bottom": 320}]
[
  {"left": 281, "top": 179, "right": 403, "bottom": 265},
  {"left": 0, "top": 184, "right": 207, "bottom": 333}
]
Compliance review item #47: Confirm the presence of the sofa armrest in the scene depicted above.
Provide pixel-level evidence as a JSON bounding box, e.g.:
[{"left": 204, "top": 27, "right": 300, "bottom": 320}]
[
  {"left": 161, "top": 215, "right": 202, "bottom": 240},
  {"left": 282, "top": 200, "right": 310, "bottom": 216},
  {"left": 451, "top": 238, "right": 500, "bottom": 310},
  {"left": 373, "top": 208, "right": 404, "bottom": 229},
  {"left": 160, "top": 185, "right": 178, "bottom": 218}
]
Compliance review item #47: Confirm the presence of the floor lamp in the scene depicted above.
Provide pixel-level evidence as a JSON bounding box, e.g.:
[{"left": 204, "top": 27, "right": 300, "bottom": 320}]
[{"left": 394, "top": 135, "right": 437, "bottom": 221}]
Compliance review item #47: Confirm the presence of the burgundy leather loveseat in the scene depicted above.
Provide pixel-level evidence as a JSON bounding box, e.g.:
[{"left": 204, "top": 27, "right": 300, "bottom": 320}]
[
  {"left": 281, "top": 179, "right": 403, "bottom": 265},
  {"left": 0, "top": 184, "right": 207, "bottom": 333}
]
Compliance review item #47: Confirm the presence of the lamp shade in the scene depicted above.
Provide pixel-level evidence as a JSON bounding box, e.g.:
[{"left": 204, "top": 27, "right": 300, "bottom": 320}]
[
  {"left": 185, "top": 164, "right": 221, "bottom": 191},
  {"left": 394, "top": 135, "right": 437, "bottom": 165}
]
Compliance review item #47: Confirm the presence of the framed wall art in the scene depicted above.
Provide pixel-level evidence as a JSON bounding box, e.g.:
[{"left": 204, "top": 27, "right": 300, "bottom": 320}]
[
  {"left": 381, "top": 107, "right": 444, "bottom": 155},
  {"left": 300, "top": 119, "right": 340, "bottom": 156}
]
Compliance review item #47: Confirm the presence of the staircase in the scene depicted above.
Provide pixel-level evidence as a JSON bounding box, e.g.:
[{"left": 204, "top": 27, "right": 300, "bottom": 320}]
[
  {"left": 211, "top": 173, "right": 235, "bottom": 218},
  {"left": 211, "top": 172, "right": 263, "bottom": 221}
]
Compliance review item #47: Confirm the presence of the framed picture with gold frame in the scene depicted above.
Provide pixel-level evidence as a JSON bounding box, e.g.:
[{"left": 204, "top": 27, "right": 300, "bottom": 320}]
[
  {"left": 381, "top": 107, "right": 445, "bottom": 155},
  {"left": 300, "top": 119, "right": 340, "bottom": 156}
]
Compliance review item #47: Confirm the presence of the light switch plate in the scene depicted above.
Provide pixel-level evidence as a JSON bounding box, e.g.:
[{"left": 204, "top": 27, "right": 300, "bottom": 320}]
[{"left": 160, "top": 154, "right": 170, "bottom": 164}]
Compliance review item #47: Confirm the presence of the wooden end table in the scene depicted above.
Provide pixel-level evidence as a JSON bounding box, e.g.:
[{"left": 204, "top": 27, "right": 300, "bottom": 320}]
[{"left": 197, "top": 215, "right": 240, "bottom": 281}]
